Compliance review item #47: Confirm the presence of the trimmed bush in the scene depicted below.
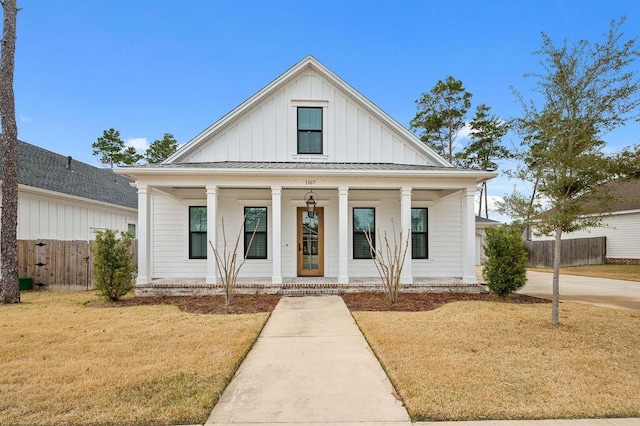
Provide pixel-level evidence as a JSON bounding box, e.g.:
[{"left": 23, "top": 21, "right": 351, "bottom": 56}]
[
  {"left": 91, "top": 230, "right": 136, "bottom": 301},
  {"left": 482, "top": 225, "right": 528, "bottom": 296}
]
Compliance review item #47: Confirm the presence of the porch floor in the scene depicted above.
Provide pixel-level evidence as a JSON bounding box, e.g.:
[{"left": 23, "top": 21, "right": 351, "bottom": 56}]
[{"left": 136, "top": 276, "right": 486, "bottom": 296}]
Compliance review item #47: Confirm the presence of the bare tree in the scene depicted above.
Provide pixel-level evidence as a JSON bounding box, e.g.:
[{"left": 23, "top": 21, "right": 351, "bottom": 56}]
[
  {"left": 0, "top": 0, "right": 19, "bottom": 304},
  {"left": 208, "top": 217, "right": 259, "bottom": 305},
  {"left": 363, "top": 219, "right": 410, "bottom": 304}
]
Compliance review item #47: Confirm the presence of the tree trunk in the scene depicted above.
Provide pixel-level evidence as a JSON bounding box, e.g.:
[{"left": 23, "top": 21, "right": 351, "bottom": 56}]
[
  {"left": 0, "top": 0, "right": 20, "bottom": 304},
  {"left": 478, "top": 184, "right": 483, "bottom": 217},
  {"left": 552, "top": 226, "right": 562, "bottom": 325}
]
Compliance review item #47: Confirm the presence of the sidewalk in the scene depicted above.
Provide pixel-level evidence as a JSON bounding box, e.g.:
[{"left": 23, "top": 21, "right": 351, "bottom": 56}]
[{"left": 205, "top": 295, "right": 410, "bottom": 425}]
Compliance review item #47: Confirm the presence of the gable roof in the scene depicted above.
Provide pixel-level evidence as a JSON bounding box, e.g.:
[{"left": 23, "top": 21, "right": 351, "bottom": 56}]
[
  {"left": 165, "top": 55, "right": 451, "bottom": 167},
  {"left": 0, "top": 140, "right": 137, "bottom": 209}
]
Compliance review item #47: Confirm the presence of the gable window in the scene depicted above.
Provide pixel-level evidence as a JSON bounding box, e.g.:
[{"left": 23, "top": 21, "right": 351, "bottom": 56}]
[
  {"left": 353, "top": 207, "right": 375, "bottom": 259},
  {"left": 244, "top": 207, "right": 267, "bottom": 259},
  {"left": 189, "top": 206, "right": 207, "bottom": 259},
  {"left": 297, "top": 107, "right": 323, "bottom": 154},
  {"left": 411, "top": 208, "right": 428, "bottom": 259}
]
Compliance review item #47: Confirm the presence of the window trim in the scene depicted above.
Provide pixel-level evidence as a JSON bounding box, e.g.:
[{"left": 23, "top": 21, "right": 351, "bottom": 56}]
[
  {"left": 189, "top": 206, "right": 207, "bottom": 260},
  {"left": 353, "top": 207, "right": 375, "bottom": 259},
  {"left": 244, "top": 207, "right": 268, "bottom": 260},
  {"left": 411, "top": 207, "right": 429, "bottom": 259},
  {"left": 297, "top": 107, "right": 323, "bottom": 155}
]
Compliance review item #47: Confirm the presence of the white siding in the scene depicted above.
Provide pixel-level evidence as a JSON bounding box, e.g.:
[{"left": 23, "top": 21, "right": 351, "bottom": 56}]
[
  {"left": 181, "top": 70, "right": 434, "bottom": 166},
  {"left": 149, "top": 188, "right": 466, "bottom": 279},
  {"left": 10, "top": 190, "right": 135, "bottom": 241},
  {"left": 532, "top": 211, "right": 640, "bottom": 259}
]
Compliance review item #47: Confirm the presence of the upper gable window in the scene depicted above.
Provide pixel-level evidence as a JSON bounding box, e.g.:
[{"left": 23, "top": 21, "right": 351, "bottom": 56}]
[{"left": 297, "top": 107, "right": 323, "bottom": 154}]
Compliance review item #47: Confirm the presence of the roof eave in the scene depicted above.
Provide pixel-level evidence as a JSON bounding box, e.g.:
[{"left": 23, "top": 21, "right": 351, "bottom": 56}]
[{"left": 115, "top": 166, "right": 497, "bottom": 181}]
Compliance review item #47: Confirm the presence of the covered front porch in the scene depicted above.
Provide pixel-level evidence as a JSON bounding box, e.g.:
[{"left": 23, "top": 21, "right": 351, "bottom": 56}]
[{"left": 127, "top": 164, "right": 493, "bottom": 296}]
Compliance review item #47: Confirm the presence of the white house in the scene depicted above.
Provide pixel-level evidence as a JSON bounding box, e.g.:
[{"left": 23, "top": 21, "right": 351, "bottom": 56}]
[
  {"left": 117, "top": 56, "right": 496, "bottom": 295},
  {"left": 532, "top": 179, "right": 640, "bottom": 264},
  {"left": 0, "top": 140, "right": 138, "bottom": 289},
  {"left": 0, "top": 140, "right": 138, "bottom": 241}
]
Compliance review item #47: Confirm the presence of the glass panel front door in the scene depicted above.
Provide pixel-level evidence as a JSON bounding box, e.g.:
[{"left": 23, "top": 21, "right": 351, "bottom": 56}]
[{"left": 297, "top": 207, "right": 324, "bottom": 276}]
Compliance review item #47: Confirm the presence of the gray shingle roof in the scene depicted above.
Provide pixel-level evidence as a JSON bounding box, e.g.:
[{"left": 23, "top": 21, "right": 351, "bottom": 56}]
[
  {"left": 135, "top": 161, "right": 474, "bottom": 172},
  {"left": 0, "top": 140, "right": 137, "bottom": 209},
  {"left": 475, "top": 216, "right": 500, "bottom": 224}
]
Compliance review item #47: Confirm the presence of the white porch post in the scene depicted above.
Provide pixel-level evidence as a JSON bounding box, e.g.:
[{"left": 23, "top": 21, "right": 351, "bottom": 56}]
[
  {"left": 400, "top": 187, "right": 413, "bottom": 284},
  {"left": 462, "top": 187, "right": 477, "bottom": 283},
  {"left": 271, "top": 186, "right": 282, "bottom": 284},
  {"left": 206, "top": 185, "right": 218, "bottom": 285},
  {"left": 136, "top": 184, "right": 151, "bottom": 285},
  {"left": 338, "top": 186, "right": 349, "bottom": 284}
]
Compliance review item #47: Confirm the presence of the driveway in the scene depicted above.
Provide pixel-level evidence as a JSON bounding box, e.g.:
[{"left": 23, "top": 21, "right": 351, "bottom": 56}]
[{"left": 519, "top": 270, "right": 640, "bottom": 311}]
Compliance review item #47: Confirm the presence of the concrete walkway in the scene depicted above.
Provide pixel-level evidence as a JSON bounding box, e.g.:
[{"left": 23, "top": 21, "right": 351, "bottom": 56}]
[{"left": 205, "top": 295, "right": 411, "bottom": 425}]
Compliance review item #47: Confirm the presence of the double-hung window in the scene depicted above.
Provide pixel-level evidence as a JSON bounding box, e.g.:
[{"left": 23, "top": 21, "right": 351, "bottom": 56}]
[
  {"left": 353, "top": 207, "right": 375, "bottom": 259},
  {"left": 189, "top": 206, "right": 207, "bottom": 259},
  {"left": 297, "top": 107, "right": 323, "bottom": 154},
  {"left": 244, "top": 207, "right": 267, "bottom": 259},
  {"left": 411, "top": 208, "right": 428, "bottom": 259}
]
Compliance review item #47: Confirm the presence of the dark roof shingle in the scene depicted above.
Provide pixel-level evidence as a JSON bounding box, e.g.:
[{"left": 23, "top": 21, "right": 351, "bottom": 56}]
[{"left": 0, "top": 140, "right": 137, "bottom": 209}]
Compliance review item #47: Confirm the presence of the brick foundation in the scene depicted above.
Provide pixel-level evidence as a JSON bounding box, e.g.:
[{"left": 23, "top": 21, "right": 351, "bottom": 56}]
[{"left": 606, "top": 258, "right": 640, "bottom": 265}]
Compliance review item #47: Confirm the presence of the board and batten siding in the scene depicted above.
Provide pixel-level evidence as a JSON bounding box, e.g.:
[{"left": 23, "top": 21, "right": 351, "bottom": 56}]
[
  {"left": 532, "top": 211, "right": 640, "bottom": 259},
  {"left": 182, "top": 70, "right": 429, "bottom": 166},
  {"left": 9, "top": 190, "right": 136, "bottom": 241}
]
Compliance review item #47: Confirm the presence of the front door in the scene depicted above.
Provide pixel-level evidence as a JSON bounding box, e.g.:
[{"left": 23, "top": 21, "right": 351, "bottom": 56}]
[{"left": 297, "top": 207, "right": 324, "bottom": 276}]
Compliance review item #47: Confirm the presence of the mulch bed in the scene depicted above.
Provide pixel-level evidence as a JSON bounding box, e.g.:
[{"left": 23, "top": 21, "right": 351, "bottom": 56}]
[
  {"left": 91, "top": 292, "right": 549, "bottom": 314},
  {"left": 93, "top": 294, "right": 282, "bottom": 314},
  {"left": 341, "top": 292, "right": 550, "bottom": 312}
]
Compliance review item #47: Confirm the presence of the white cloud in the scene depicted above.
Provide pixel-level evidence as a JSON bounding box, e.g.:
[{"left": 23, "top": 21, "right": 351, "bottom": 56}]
[
  {"left": 125, "top": 137, "right": 149, "bottom": 151},
  {"left": 20, "top": 115, "right": 32, "bottom": 123},
  {"left": 455, "top": 122, "right": 472, "bottom": 142}
]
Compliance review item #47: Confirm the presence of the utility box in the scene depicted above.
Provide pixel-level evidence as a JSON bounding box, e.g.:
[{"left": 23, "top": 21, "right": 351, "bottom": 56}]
[{"left": 18, "top": 277, "right": 33, "bottom": 291}]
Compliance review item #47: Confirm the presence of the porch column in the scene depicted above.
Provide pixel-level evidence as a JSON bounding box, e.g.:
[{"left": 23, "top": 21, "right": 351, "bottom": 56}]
[
  {"left": 136, "top": 184, "right": 151, "bottom": 285},
  {"left": 206, "top": 185, "right": 218, "bottom": 285},
  {"left": 400, "top": 187, "right": 413, "bottom": 284},
  {"left": 462, "top": 187, "right": 477, "bottom": 283},
  {"left": 338, "top": 186, "right": 349, "bottom": 284},
  {"left": 271, "top": 186, "right": 282, "bottom": 284}
]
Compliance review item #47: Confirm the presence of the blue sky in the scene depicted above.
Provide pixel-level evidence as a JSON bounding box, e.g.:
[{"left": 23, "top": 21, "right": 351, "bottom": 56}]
[{"left": 12, "top": 0, "right": 640, "bottom": 220}]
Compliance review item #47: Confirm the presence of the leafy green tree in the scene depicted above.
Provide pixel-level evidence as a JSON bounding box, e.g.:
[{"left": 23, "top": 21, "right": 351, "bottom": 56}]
[
  {"left": 482, "top": 225, "right": 528, "bottom": 297},
  {"left": 0, "top": 0, "right": 20, "bottom": 304},
  {"left": 456, "top": 104, "right": 510, "bottom": 218},
  {"left": 120, "top": 146, "right": 143, "bottom": 165},
  {"left": 499, "top": 17, "right": 640, "bottom": 324},
  {"left": 91, "top": 230, "right": 136, "bottom": 301},
  {"left": 410, "top": 76, "right": 472, "bottom": 163},
  {"left": 145, "top": 133, "right": 178, "bottom": 163},
  {"left": 92, "top": 128, "right": 125, "bottom": 168}
]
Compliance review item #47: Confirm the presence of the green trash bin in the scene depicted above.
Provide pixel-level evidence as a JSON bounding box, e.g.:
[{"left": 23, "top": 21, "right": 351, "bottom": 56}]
[{"left": 18, "top": 277, "right": 33, "bottom": 291}]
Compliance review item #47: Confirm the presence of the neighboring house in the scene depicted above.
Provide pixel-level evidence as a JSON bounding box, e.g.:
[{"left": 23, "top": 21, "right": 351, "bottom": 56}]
[
  {"left": 475, "top": 216, "right": 500, "bottom": 265},
  {"left": 0, "top": 141, "right": 138, "bottom": 289},
  {"left": 117, "top": 55, "right": 496, "bottom": 295},
  {"left": 531, "top": 179, "right": 640, "bottom": 264}
]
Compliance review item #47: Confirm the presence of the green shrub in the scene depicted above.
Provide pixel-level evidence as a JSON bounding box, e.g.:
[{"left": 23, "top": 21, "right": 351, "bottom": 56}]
[
  {"left": 91, "top": 230, "right": 136, "bottom": 301},
  {"left": 482, "top": 225, "right": 528, "bottom": 297}
]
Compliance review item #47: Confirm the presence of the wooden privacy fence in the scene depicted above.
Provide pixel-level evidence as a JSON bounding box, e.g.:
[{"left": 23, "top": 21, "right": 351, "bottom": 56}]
[
  {"left": 18, "top": 239, "right": 137, "bottom": 290},
  {"left": 524, "top": 236, "right": 606, "bottom": 268}
]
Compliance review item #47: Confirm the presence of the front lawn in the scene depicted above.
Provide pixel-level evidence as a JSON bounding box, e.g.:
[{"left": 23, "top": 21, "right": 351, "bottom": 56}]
[
  {"left": 529, "top": 264, "right": 640, "bottom": 282},
  {"left": 0, "top": 291, "right": 272, "bottom": 426},
  {"left": 352, "top": 300, "right": 640, "bottom": 421}
]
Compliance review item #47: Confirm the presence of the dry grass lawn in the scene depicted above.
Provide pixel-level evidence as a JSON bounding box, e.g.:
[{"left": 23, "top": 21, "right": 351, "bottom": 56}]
[
  {"left": 0, "top": 291, "right": 270, "bottom": 426},
  {"left": 530, "top": 264, "right": 640, "bottom": 282},
  {"left": 353, "top": 301, "right": 640, "bottom": 421}
]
